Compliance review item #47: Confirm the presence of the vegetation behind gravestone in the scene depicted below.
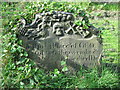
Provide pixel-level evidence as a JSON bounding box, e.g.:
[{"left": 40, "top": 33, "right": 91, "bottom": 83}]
[{"left": 1, "top": 2, "right": 119, "bottom": 88}]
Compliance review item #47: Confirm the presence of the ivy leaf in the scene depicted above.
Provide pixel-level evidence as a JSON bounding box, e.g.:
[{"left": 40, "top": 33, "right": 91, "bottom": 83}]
[
  {"left": 34, "top": 75, "right": 39, "bottom": 82},
  {"left": 62, "top": 67, "right": 68, "bottom": 72},
  {"left": 18, "top": 67, "right": 24, "bottom": 70},
  {"left": 24, "top": 52, "right": 28, "bottom": 57},
  {"left": 20, "top": 82, "right": 24, "bottom": 85},
  {"left": 61, "top": 61, "right": 66, "bottom": 66},
  {"left": 54, "top": 69, "right": 60, "bottom": 75},
  {"left": 30, "top": 79, "right": 35, "bottom": 86}
]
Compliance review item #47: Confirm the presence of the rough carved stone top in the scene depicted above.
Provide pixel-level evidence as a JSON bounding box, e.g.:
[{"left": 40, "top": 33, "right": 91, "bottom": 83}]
[{"left": 18, "top": 11, "right": 100, "bottom": 40}]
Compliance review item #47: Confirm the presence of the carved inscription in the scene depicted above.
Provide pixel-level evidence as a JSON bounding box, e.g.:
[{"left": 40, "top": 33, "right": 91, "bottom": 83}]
[{"left": 21, "top": 35, "right": 102, "bottom": 70}]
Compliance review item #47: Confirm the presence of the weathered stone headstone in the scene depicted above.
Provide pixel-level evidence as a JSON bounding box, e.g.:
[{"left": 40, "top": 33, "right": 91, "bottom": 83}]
[{"left": 18, "top": 11, "right": 102, "bottom": 72}]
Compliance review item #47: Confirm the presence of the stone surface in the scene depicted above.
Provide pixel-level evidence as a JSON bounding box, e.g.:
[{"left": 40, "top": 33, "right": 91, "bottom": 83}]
[{"left": 18, "top": 11, "right": 102, "bottom": 72}]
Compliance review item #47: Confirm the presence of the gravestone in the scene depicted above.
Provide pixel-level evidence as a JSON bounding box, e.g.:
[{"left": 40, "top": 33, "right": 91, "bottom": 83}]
[{"left": 18, "top": 11, "right": 102, "bottom": 72}]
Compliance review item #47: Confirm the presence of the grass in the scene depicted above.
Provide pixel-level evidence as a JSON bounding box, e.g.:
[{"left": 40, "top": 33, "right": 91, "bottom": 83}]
[
  {"left": 89, "top": 2, "right": 119, "bottom": 11},
  {"left": 90, "top": 17, "right": 118, "bottom": 64}
]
